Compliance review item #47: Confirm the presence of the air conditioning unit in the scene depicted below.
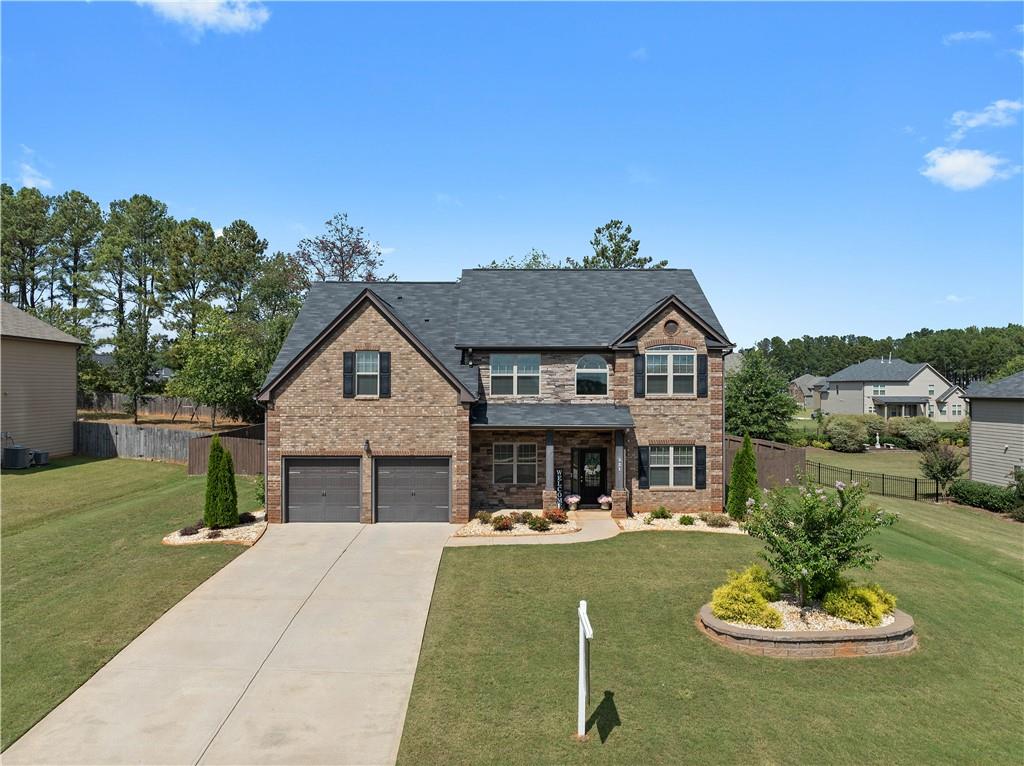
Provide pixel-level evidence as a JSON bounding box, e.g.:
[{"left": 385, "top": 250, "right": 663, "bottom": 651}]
[{"left": 2, "top": 446, "right": 31, "bottom": 469}]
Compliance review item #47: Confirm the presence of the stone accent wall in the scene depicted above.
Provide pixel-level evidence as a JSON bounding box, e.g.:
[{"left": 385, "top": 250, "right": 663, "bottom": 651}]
[
  {"left": 264, "top": 301, "right": 470, "bottom": 523},
  {"left": 471, "top": 351, "right": 617, "bottom": 403}
]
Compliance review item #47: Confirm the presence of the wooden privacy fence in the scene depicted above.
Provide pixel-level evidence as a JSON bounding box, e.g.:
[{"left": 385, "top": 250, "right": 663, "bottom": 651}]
[
  {"left": 78, "top": 393, "right": 219, "bottom": 421},
  {"left": 805, "top": 459, "right": 940, "bottom": 502},
  {"left": 188, "top": 424, "right": 265, "bottom": 476},
  {"left": 74, "top": 421, "right": 207, "bottom": 463},
  {"left": 725, "top": 435, "right": 806, "bottom": 489}
]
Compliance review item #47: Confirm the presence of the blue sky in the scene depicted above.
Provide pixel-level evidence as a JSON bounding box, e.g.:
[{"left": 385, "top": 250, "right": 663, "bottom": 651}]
[{"left": 3, "top": 1, "right": 1022, "bottom": 346}]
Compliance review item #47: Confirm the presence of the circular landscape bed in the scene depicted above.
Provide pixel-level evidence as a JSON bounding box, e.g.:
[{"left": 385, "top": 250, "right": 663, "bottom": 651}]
[{"left": 698, "top": 603, "right": 917, "bottom": 659}]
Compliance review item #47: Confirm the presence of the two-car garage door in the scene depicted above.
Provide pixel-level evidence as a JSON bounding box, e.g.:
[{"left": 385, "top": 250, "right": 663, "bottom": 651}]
[{"left": 284, "top": 457, "right": 450, "bottom": 522}]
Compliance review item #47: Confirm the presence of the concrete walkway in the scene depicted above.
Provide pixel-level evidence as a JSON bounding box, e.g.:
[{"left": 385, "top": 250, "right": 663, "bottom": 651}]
[
  {"left": 445, "top": 510, "right": 620, "bottom": 547},
  {"left": 4, "top": 523, "right": 454, "bottom": 766}
]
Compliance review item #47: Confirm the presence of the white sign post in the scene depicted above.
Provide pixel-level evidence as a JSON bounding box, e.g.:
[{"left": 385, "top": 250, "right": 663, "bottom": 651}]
[{"left": 577, "top": 600, "right": 594, "bottom": 739}]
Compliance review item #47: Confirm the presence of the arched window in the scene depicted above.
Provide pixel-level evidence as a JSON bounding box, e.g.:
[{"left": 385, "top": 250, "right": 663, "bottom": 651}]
[{"left": 576, "top": 355, "right": 609, "bottom": 396}]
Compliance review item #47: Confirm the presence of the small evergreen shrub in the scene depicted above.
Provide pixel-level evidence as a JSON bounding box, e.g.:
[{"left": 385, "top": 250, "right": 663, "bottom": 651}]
[
  {"left": 702, "top": 513, "right": 733, "bottom": 528},
  {"left": 948, "top": 479, "right": 1019, "bottom": 512},
  {"left": 650, "top": 506, "right": 672, "bottom": 520},
  {"left": 824, "top": 417, "right": 868, "bottom": 453},
  {"left": 475, "top": 511, "right": 493, "bottom": 524},
  {"left": 544, "top": 509, "right": 568, "bottom": 524},
  {"left": 678, "top": 514, "right": 695, "bottom": 526},
  {"left": 527, "top": 515, "right": 552, "bottom": 532},
  {"left": 643, "top": 513, "right": 654, "bottom": 525},
  {"left": 206, "top": 529, "right": 222, "bottom": 539},
  {"left": 238, "top": 512, "right": 256, "bottom": 524},
  {"left": 710, "top": 566, "right": 783, "bottom": 629},
  {"left": 254, "top": 474, "right": 265, "bottom": 507},
  {"left": 726, "top": 433, "right": 759, "bottom": 521},
  {"left": 179, "top": 525, "right": 199, "bottom": 536},
  {"left": 822, "top": 582, "right": 897, "bottom": 626},
  {"left": 204, "top": 435, "right": 239, "bottom": 529},
  {"left": 491, "top": 515, "right": 514, "bottom": 531}
]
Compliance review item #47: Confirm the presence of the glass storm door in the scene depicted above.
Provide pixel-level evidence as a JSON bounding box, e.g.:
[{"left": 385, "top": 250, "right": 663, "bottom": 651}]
[{"left": 579, "top": 448, "right": 606, "bottom": 505}]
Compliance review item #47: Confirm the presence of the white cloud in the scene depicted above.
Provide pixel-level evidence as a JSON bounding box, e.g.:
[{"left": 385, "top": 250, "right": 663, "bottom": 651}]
[
  {"left": 18, "top": 162, "right": 52, "bottom": 190},
  {"left": 213, "top": 227, "right": 224, "bottom": 237},
  {"left": 138, "top": 1, "right": 269, "bottom": 36},
  {"left": 942, "top": 30, "right": 992, "bottom": 45},
  {"left": 942, "top": 294, "right": 973, "bottom": 304},
  {"left": 920, "top": 147, "right": 1020, "bottom": 191},
  {"left": 628, "top": 47, "right": 648, "bottom": 62},
  {"left": 949, "top": 99, "right": 1023, "bottom": 142}
]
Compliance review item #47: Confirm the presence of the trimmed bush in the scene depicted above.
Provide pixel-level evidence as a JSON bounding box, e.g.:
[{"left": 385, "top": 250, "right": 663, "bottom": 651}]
[
  {"left": 886, "top": 416, "right": 940, "bottom": 450},
  {"left": 650, "top": 506, "right": 672, "bottom": 520},
  {"left": 711, "top": 566, "right": 782, "bottom": 629},
  {"left": 204, "top": 435, "right": 239, "bottom": 529},
  {"left": 679, "top": 514, "right": 695, "bottom": 526},
  {"left": 643, "top": 513, "right": 654, "bottom": 525},
  {"left": 179, "top": 525, "right": 199, "bottom": 537},
  {"left": 823, "top": 582, "right": 897, "bottom": 627},
  {"left": 475, "top": 511, "right": 493, "bottom": 524},
  {"left": 237, "top": 512, "right": 257, "bottom": 524},
  {"left": 206, "top": 529, "right": 222, "bottom": 539},
  {"left": 518, "top": 511, "right": 534, "bottom": 525},
  {"left": 726, "top": 433, "right": 759, "bottom": 521},
  {"left": 824, "top": 417, "right": 867, "bottom": 453},
  {"left": 491, "top": 515, "right": 514, "bottom": 531},
  {"left": 544, "top": 508, "right": 568, "bottom": 524},
  {"left": 254, "top": 474, "right": 265, "bottom": 507},
  {"left": 948, "top": 479, "right": 1019, "bottom": 513},
  {"left": 811, "top": 439, "right": 832, "bottom": 450},
  {"left": 704, "top": 513, "right": 733, "bottom": 528},
  {"left": 527, "top": 515, "right": 552, "bottom": 532}
]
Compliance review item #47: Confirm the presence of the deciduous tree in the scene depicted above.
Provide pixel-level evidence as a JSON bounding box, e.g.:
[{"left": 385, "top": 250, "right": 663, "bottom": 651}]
[
  {"left": 724, "top": 350, "right": 798, "bottom": 441},
  {"left": 293, "top": 212, "right": 394, "bottom": 282}
]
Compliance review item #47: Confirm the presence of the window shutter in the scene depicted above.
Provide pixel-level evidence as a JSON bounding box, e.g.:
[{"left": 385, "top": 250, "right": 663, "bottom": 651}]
[
  {"left": 637, "top": 446, "right": 650, "bottom": 489},
  {"left": 695, "top": 445, "right": 707, "bottom": 489},
  {"left": 343, "top": 352, "right": 355, "bottom": 398},
  {"left": 697, "top": 354, "right": 709, "bottom": 398},
  {"left": 634, "top": 355, "right": 645, "bottom": 398},
  {"left": 379, "top": 352, "right": 391, "bottom": 398}
]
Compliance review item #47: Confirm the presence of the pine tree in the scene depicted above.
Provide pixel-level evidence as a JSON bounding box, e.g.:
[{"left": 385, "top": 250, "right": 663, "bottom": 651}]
[
  {"left": 726, "top": 433, "right": 759, "bottom": 521},
  {"left": 204, "top": 435, "right": 239, "bottom": 528}
]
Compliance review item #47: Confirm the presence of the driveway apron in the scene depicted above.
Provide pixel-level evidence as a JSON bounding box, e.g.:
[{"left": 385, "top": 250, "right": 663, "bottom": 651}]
[{"left": 3, "top": 523, "right": 454, "bottom": 766}]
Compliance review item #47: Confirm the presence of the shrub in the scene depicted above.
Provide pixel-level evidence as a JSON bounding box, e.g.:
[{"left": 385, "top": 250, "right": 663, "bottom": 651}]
[
  {"left": 745, "top": 477, "right": 897, "bottom": 605},
  {"left": 679, "top": 514, "right": 695, "bottom": 526},
  {"left": 475, "top": 511, "right": 493, "bottom": 524},
  {"left": 650, "top": 506, "right": 672, "bottom": 520},
  {"left": 856, "top": 413, "right": 887, "bottom": 440},
  {"left": 951, "top": 417, "right": 970, "bottom": 446},
  {"left": 507, "top": 511, "right": 522, "bottom": 524},
  {"left": 238, "top": 512, "right": 256, "bottom": 524},
  {"left": 823, "top": 582, "right": 896, "bottom": 627},
  {"left": 880, "top": 435, "right": 909, "bottom": 449},
  {"left": 919, "top": 445, "right": 965, "bottom": 500},
  {"left": 643, "top": 513, "right": 654, "bottom": 525},
  {"left": 179, "top": 525, "right": 199, "bottom": 537},
  {"left": 204, "top": 435, "right": 239, "bottom": 529},
  {"left": 824, "top": 417, "right": 867, "bottom": 453},
  {"left": 902, "top": 418, "right": 941, "bottom": 450},
  {"left": 789, "top": 435, "right": 809, "bottom": 448},
  {"left": 710, "top": 566, "right": 783, "bottom": 629},
  {"left": 726, "top": 433, "right": 759, "bottom": 521},
  {"left": 810, "top": 439, "right": 832, "bottom": 450},
  {"left": 527, "top": 515, "right": 552, "bottom": 532},
  {"left": 254, "top": 474, "right": 265, "bottom": 507},
  {"left": 544, "top": 508, "right": 568, "bottom": 524},
  {"left": 206, "top": 529, "right": 222, "bottom": 539},
  {"left": 702, "top": 513, "right": 733, "bottom": 528},
  {"left": 948, "top": 479, "right": 1019, "bottom": 513},
  {"left": 518, "top": 511, "right": 535, "bottom": 525},
  {"left": 491, "top": 515, "right": 514, "bottom": 531}
]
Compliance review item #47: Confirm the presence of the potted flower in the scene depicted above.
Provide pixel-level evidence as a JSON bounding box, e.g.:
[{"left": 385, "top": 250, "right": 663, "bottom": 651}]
[
  {"left": 597, "top": 494, "right": 613, "bottom": 510},
  {"left": 564, "top": 494, "right": 581, "bottom": 511}
]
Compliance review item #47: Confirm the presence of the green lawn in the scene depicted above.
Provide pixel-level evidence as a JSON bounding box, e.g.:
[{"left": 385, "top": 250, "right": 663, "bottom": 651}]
[
  {"left": 805, "top": 445, "right": 969, "bottom": 480},
  {"left": 398, "top": 497, "right": 1024, "bottom": 765},
  {"left": 1, "top": 457, "right": 259, "bottom": 751}
]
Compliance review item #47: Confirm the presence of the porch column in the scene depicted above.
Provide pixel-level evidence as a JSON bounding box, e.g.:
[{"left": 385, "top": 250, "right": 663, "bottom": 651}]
[
  {"left": 542, "top": 430, "right": 557, "bottom": 510},
  {"left": 614, "top": 430, "right": 625, "bottom": 491}
]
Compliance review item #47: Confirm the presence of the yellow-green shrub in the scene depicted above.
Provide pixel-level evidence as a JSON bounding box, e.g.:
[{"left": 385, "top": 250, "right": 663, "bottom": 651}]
[
  {"left": 822, "top": 582, "right": 896, "bottom": 626},
  {"left": 711, "top": 566, "right": 782, "bottom": 628}
]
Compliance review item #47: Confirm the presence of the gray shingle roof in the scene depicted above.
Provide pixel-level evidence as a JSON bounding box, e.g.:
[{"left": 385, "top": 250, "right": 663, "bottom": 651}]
[
  {"left": 791, "top": 373, "right": 827, "bottom": 394},
  {"left": 966, "top": 371, "right": 1024, "bottom": 400},
  {"left": 1, "top": 301, "right": 83, "bottom": 345},
  {"left": 455, "top": 269, "right": 730, "bottom": 347},
  {"left": 827, "top": 358, "right": 928, "bottom": 383},
  {"left": 935, "top": 385, "right": 963, "bottom": 403},
  {"left": 470, "top": 403, "right": 635, "bottom": 428}
]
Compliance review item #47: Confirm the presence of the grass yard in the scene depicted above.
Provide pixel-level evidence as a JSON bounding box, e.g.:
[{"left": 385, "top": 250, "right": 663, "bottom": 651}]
[
  {"left": 398, "top": 497, "right": 1024, "bottom": 765},
  {"left": 1, "top": 457, "right": 260, "bottom": 751},
  {"left": 805, "top": 445, "right": 969, "bottom": 480}
]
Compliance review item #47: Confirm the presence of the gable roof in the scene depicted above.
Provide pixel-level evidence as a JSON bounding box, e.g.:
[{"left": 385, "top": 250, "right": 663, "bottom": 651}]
[
  {"left": 791, "top": 373, "right": 827, "bottom": 394},
  {"left": 258, "top": 283, "right": 478, "bottom": 401},
  {"left": 935, "top": 384, "right": 964, "bottom": 403},
  {"left": 1, "top": 302, "right": 83, "bottom": 345},
  {"left": 826, "top": 358, "right": 929, "bottom": 383},
  {"left": 454, "top": 269, "right": 730, "bottom": 348},
  {"left": 965, "top": 371, "right": 1024, "bottom": 400}
]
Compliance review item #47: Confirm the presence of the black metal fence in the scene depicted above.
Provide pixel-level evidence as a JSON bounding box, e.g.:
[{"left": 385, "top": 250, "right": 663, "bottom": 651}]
[{"left": 805, "top": 459, "right": 940, "bottom": 502}]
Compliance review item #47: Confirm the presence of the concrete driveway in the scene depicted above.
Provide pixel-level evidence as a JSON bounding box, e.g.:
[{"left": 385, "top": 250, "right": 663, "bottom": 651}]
[{"left": 4, "top": 523, "right": 454, "bottom": 766}]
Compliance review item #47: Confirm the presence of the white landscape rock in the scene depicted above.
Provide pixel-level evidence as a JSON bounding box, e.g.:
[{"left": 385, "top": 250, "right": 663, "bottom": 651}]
[
  {"left": 618, "top": 512, "right": 746, "bottom": 535},
  {"left": 162, "top": 510, "right": 268, "bottom": 547}
]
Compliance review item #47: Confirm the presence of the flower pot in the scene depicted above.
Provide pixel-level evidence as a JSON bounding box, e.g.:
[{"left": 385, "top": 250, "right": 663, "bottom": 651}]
[
  {"left": 568, "top": 502, "right": 579, "bottom": 511},
  {"left": 600, "top": 502, "right": 611, "bottom": 510}
]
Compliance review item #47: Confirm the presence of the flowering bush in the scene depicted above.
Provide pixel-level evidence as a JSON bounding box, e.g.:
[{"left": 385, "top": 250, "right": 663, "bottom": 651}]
[
  {"left": 597, "top": 494, "right": 613, "bottom": 505},
  {"left": 490, "top": 515, "right": 514, "bottom": 532},
  {"left": 564, "top": 494, "right": 581, "bottom": 507},
  {"left": 744, "top": 477, "right": 897, "bottom": 605},
  {"left": 544, "top": 508, "right": 568, "bottom": 524}
]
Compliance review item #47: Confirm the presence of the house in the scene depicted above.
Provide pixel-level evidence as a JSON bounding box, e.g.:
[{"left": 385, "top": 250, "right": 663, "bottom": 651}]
[
  {"left": 964, "top": 371, "right": 1024, "bottom": 486},
  {"left": 1, "top": 302, "right": 83, "bottom": 457},
  {"left": 815, "top": 357, "right": 967, "bottom": 421},
  {"left": 256, "top": 269, "right": 732, "bottom": 524},
  {"left": 789, "top": 373, "right": 827, "bottom": 409}
]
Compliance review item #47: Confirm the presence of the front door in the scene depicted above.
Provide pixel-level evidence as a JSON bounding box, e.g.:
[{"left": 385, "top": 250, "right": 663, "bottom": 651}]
[{"left": 579, "top": 448, "right": 607, "bottom": 505}]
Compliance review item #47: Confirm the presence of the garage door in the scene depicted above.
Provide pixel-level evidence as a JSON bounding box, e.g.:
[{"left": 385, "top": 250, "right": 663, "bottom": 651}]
[
  {"left": 375, "top": 458, "right": 450, "bottom": 522},
  {"left": 285, "top": 458, "right": 361, "bottom": 522}
]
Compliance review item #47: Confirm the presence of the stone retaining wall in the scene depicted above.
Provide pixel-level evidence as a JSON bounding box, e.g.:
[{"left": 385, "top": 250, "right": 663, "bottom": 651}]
[{"left": 698, "top": 604, "right": 917, "bottom": 658}]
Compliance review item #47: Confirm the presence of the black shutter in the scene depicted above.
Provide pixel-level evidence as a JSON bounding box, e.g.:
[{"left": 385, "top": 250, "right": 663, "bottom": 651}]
[
  {"left": 695, "top": 445, "right": 707, "bottom": 489},
  {"left": 379, "top": 352, "right": 391, "bottom": 398},
  {"left": 343, "top": 352, "right": 355, "bottom": 398},
  {"left": 637, "top": 446, "right": 650, "bottom": 489},
  {"left": 697, "top": 354, "right": 709, "bottom": 398},
  {"left": 634, "top": 354, "right": 645, "bottom": 398}
]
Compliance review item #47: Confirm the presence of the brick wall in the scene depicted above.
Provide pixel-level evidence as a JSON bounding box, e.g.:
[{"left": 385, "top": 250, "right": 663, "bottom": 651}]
[{"left": 265, "top": 301, "right": 470, "bottom": 523}]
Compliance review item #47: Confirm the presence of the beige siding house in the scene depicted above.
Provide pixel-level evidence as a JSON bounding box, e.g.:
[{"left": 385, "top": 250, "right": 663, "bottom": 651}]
[
  {"left": 965, "top": 371, "right": 1024, "bottom": 486},
  {"left": 1, "top": 302, "right": 83, "bottom": 457}
]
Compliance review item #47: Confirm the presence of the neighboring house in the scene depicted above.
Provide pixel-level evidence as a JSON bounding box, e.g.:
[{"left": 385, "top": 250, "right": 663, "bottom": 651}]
[
  {"left": 1, "top": 302, "right": 83, "bottom": 456},
  {"left": 257, "top": 269, "right": 733, "bottom": 524},
  {"left": 789, "top": 373, "right": 826, "bottom": 409},
  {"left": 815, "top": 357, "right": 966, "bottom": 421},
  {"left": 93, "top": 352, "right": 174, "bottom": 383},
  {"left": 723, "top": 350, "right": 744, "bottom": 374},
  {"left": 964, "top": 371, "right": 1024, "bottom": 486}
]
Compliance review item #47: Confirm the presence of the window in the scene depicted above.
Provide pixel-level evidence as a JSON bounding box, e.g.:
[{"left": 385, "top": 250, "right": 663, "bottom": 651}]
[
  {"left": 952, "top": 404, "right": 962, "bottom": 417},
  {"left": 490, "top": 354, "right": 540, "bottom": 396},
  {"left": 928, "top": 405, "right": 934, "bottom": 417},
  {"left": 648, "top": 445, "right": 694, "bottom": 488},
  {"left": 646, "top": 346, "right": 695, "bottom": 396},
  {"left": 355, "top": 351, "right": 379, "bottom": 396},
  {"left": 576, "top": 355, "right": 609, "bottom": 396},
  {"left": 493, "top": 443, "right": 537, "bottom": 484},
  {"left": 872, "top": 384, "right": 886, "bottom": 396},
  {"left": 928, "top": 384, "right": 935, "bottom": 396}
]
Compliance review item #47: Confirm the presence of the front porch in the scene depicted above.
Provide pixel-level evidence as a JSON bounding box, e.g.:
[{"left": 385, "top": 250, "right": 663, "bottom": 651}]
[{"left": 872, "top": 396, "right": 928, "bottom": 419}]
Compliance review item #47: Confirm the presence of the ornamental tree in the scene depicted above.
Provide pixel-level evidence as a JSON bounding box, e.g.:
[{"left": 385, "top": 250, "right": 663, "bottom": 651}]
[
  {"left": 745, "top": 478, "right": 897, "bottom": 605},
  {"left": 724, "top": 349, "right": 798, "bottom": 442},
  {"left": 920, "top": 445, "right": 965, "bottom": 501},
  {"left": 726, "top": 434, "right": 759, "bottom": 521},
  {"left": 204, "top": 435, "right": 238, "bottom": 528}
]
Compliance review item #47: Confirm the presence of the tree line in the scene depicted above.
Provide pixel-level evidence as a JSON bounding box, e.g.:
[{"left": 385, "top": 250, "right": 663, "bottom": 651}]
[{"left": 749, "top": 325, "right": 1024, "bottom": 386}]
